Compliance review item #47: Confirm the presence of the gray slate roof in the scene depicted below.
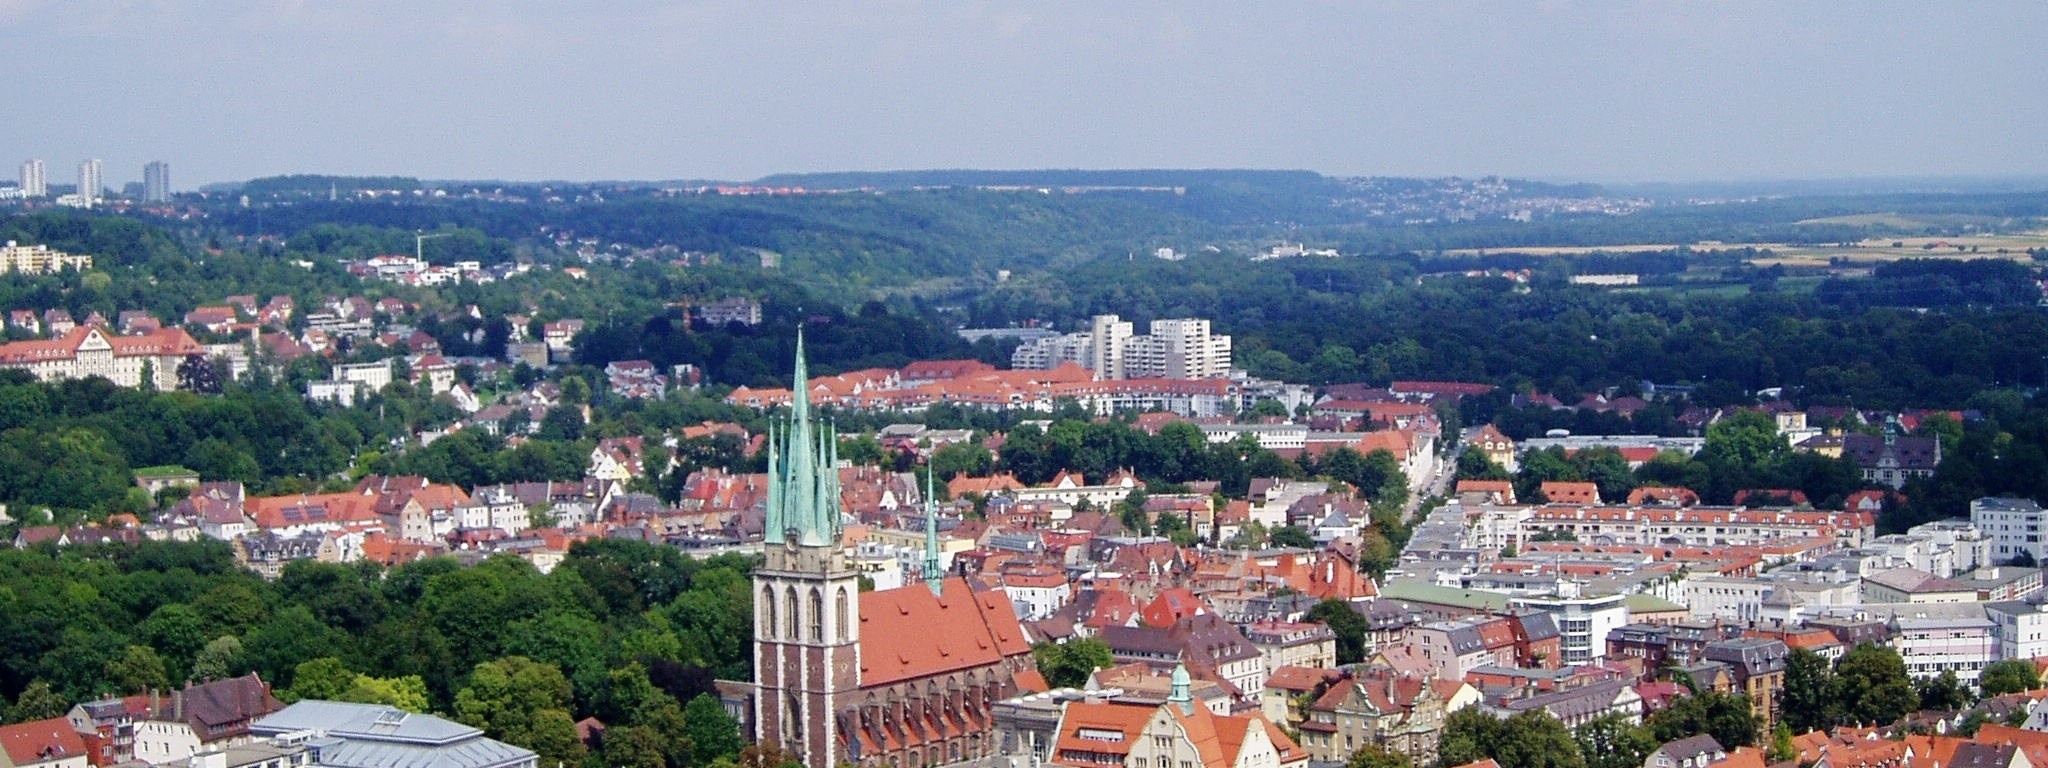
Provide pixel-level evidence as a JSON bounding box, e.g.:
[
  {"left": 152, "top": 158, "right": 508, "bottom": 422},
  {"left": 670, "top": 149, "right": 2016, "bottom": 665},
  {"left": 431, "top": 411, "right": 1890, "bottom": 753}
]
[{"left": 253, "top": 701, "right": 534, "bottom": 768}]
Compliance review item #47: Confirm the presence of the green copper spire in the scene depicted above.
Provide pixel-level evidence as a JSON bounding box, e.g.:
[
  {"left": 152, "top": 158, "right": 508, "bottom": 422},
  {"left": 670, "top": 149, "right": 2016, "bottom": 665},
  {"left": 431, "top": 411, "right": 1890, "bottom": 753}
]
[
  {"left": 923, "top": 468, "right": 943, "bottom": 596},
  {"left": 1168, "top": 663, "right": 1194, "bottom": 715},
  {"left": 767, "top": 328, "right": 840, "bottom": 547}
]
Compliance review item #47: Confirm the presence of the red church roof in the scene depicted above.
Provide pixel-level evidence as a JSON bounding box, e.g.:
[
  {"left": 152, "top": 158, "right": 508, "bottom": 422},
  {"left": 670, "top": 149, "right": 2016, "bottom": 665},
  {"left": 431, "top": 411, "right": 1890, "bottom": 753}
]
[{"left": 858, "top": 578, "right": 1031, "bottom": 686}]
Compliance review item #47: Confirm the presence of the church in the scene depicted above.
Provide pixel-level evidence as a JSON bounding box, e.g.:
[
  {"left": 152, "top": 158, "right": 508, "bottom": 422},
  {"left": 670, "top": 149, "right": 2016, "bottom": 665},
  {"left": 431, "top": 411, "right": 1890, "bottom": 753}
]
[{"left": 748, "top": 332, "right": 1038, "bottom": 768}]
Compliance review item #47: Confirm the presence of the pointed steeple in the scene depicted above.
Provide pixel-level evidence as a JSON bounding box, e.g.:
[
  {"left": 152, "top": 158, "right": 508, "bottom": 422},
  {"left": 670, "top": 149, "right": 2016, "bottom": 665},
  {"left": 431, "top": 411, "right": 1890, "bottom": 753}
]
[
  {"left": 1168, "top": 664, "right": 1194, "bottom": 715},
  {"left": 766, "top": 328, "right": 840, "bottom": 548},
  {"left": 924, "top": 468, "right": 943, "bottom": 595}
]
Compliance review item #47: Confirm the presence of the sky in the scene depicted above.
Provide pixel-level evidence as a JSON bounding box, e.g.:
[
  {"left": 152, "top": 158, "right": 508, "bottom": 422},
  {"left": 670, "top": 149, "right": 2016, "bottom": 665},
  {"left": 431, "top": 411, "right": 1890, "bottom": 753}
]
[{"left": 5, "top": 2, "right": 2045, "bottom": 188}]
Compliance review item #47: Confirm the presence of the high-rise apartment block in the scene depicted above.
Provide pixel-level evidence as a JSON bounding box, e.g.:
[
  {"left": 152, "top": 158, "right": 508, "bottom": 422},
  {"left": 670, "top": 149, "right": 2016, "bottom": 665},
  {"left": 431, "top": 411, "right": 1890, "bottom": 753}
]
[
  {"left": 77, "top": 159, "right": 103, "bottom": 206},
  {"left": 1011, "top": 313, "right": 1232, "bottom": 380},
  {"left": 19, "top": 159, "right": 45, "bottom": 197},
  {"left": 1129, "top": 317, "right": 1233, "bottom": 380},
  {"left": 143, "top": 161, "right": 170, "bottom": 202}
]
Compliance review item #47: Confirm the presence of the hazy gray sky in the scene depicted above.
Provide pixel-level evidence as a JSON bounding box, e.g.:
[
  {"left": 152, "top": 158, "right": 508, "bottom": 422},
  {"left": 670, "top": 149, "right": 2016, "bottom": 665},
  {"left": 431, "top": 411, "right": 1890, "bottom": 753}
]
[{"left": 6, "top": 2, "right": 2044, "bottom": 188}]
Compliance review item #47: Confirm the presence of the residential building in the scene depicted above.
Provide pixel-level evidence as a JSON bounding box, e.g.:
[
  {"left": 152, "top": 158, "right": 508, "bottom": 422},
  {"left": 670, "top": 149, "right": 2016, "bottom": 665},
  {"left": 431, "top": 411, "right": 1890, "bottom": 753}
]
[
  {"left": 1243, "top": 621, "right": 1338, "bottom": 674},
  {"left": 0, "top": 716, "right": 89, "bottom": 768},
  {"left": 131, "top": 675, "right": 285, "bottom": 765},
  {"left": 144, "top": 161, "right": 170, "bottom": 203},
  {"left": 1986, "top": 602, "right": 2048, "bottom": 662},
  {"left": 1487, "top": 678, "right": 1642, "bottom": 728},
  {"left": 1471, "top": 425, "right": 1517, "bottom": 472},
  {"left": 1011, "top": 331, "right": 1095, "bottom": 371},
  {"left": 1645, "top": 734, "right": 1725, "bottom": 768},
  {"left": 1699, "top": 638, "right": 1789, "bottom": 729},
  {"left": 1297, "top": 671, "right": 1453, "bottom": 764},
  {"left": 1047, "top": 668, "right": 1306, "bottom": 768},
  {"left": 1862, "top": 567, "right": 1977, "bottom": 604},
  {"left": 1099, "top": 613, "right": 1268, "bottom": 696},
  {"left": 1841, "top": 433, "right": 1940, "bottom": 489},
  {"left": 1123, "top": 318, "right": 1232, "bottom": 380},
  {"left": 1512, "top": 586, "right": 1628, "bottom": 666},
  {"left": 1972, "top": 498, "right": 2048, "bottom": 565},
  {"left": 21, "top": 159, "right": 46, "bottom": 197},
  {"left": 77, "top": 159, "right": 103, "bottom": 206},
  {"left": 695, "top": 297, "right": 762, "bottom": 327},
  {"left": 0, "top": 241, "right": 94, "bottom": 274},
  {"left": 1521, "top": 506, "right": 1875, "bottom": 548},
  {"left": 1000, "top": 564, "right": 1073, "bottom": 622}
]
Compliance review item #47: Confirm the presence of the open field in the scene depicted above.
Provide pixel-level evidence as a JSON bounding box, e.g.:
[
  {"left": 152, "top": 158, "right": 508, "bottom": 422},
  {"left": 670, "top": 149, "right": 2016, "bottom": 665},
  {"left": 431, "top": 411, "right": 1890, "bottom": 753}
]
[{"left": 1445, "top": 231, "right": 2048, "bottom": 266}]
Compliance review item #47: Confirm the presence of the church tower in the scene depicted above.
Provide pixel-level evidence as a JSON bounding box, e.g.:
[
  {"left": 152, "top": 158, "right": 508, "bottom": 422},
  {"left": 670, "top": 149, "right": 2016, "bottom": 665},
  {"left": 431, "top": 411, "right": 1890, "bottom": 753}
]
[{"left": 753, "top": 330, "right": 862, "bottom": 768}]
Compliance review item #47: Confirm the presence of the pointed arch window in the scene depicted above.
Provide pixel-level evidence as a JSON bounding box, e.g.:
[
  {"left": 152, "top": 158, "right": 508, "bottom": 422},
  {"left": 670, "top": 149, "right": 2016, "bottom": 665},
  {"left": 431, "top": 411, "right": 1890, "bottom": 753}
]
[
  {"left": 810, "top": 587, "right": 825, "bottom": 642},
  {"left": 837, "top": 587, "right": 852, "bottom": 642},
  {"left": 785, "top": 586, "right": 800, "bottom": 639}
]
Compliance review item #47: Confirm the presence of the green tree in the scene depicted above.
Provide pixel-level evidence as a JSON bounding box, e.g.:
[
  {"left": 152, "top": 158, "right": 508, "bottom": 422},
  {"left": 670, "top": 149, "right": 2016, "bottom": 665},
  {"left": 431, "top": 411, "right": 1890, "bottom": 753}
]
[
  {"left": 930, "top": 441, "right": 994, "bottom": 480},
  {"left": 342, "top": 675, "right": 431, "bottom": 712},
  {"left": 1575, "top": 713, "right": 1657, "bottom": 768},
  {"left": 1438, "top": 709, "right": 1586, "bottom": 768},
  {"left": 1766, "top": 723, "right": 1797, "bottom": 762},
  {"left": 602, "top": 725, "right": 671, "bottom": 768},
  {"left": 838, "top": 434, "right": 884, "bottom": 466},
  {"left": 1032, "top": 638, "right": 1114, "bottom": 688},
  {"left": 282, "top": 657, "right": 360, "bottom": 703},
  {"left": 1917, "top": 670, "right": 1971, "bottom": 712},
  {"left": 4, "top": 680, "right": 69, "bottom": 724},
  {"left": 454, "top": 657, "right": 585, "bottom": 768},
  {"left": 1271, "top": 525, "right": 1315, "bottom": 548},
  {"left": 1647, "top": 689, "right": 1757, "bottom": 749},
  {"left": 141, "top": 603, "right": 210, "bottom": 672},
  {"left": 1305, "top": 598, "right": 1369, "bottom": 664},
  {"left": 104, "top": 645, "right": 171, "bottom": 694},
  {"left": 1348, "top": 745, "right": 1413, "bottom": 768},
  {"left": 685, "top": 693, "right": 744, "bottom": 766},
  {"left": 1779, "top": 648, "right": 1839, "bottom": 733},
  {"left": 1980, "top": 659, "right": 2042, "bottom": 696},
  {"left": 191, "top": 635, "right": 245, "bottom": 681},
  {"left": 1835, "top": 644, "right": 1917, "bottom": 728},
  {"left": 1455, "top": 447, "right": 1510, "bottom": 481},
  {"left": 1957, "top": 711, "right": 1992, "bottom": 737}
]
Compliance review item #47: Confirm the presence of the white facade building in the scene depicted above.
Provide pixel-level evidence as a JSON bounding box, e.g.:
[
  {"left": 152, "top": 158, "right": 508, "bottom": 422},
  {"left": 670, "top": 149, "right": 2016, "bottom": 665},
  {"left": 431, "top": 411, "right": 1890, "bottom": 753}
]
[
  {"left": 1971, "top": 497, "right": 2048, "bottom": 564},
  {"left": 20, "top": 159, "right": 45, "bottom": 197},
  {"left": 77, "top": 159, "right": 102, "bottom": 206},
  {"left": 1986, "top": 601, "right": 2048, "bottom": 662},
  {"left": 1512, "top": 586, "right": 1627, "bottom": 665},
  {"left": 1088, "top": 314, "right": 1133, "bottom": 379},
  {"left": 1884, "top": 603, "right": 1999, "bottom": 680}
]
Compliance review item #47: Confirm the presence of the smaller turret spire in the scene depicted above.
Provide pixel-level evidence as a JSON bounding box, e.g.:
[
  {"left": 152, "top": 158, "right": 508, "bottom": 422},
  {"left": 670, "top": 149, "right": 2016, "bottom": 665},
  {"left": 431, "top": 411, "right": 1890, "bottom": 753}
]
[
  {"left": 924, "top": 468, "right": 943, "bottom": 596},
  {"left": 1168, "top": 663, "right": 1194, "bottom": 715}
]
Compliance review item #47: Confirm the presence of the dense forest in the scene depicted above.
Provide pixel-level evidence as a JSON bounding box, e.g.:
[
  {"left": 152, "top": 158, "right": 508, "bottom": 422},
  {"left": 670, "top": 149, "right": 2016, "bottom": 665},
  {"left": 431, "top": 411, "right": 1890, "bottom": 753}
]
[{"left": 0, "top": 538, "right": 752, "bottom": 768}]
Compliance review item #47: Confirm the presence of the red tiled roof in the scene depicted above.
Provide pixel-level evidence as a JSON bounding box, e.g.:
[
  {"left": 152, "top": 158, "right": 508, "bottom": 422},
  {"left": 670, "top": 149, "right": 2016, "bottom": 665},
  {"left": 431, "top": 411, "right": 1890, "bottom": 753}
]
[
  {"left": 858, "top": 578, "right": 1031, "bottom": 686},
  {"left": 0, "top": 717, "right": 86, "bottom": 766}
]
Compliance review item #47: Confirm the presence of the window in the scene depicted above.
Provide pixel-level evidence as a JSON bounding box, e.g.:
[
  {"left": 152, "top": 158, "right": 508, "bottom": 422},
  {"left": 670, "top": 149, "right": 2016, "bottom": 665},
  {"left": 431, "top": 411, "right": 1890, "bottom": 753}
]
[
  {"left": 838, "top": 587, "right": 852, "bottom": 642},
  {"left": 810, "top": 589, "right": 825, "bottom": 642},
  {"left": 785, "top": 587, "right": 799, "bottom": 639}
]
